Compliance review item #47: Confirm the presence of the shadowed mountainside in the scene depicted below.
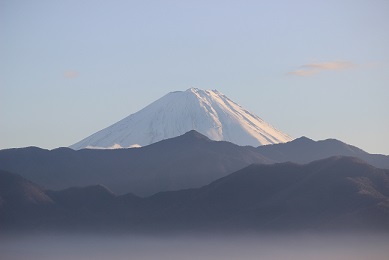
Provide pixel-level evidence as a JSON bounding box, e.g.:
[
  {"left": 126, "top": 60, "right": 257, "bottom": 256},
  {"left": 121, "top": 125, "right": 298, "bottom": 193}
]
[{"left": 0, "top": 170, "right": 56, "bottom": 229}]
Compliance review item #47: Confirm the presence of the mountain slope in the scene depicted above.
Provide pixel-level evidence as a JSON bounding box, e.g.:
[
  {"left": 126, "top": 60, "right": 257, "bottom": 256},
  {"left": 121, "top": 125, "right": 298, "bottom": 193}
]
[
  {"left": 0, "top": 170, "right": 55, "bottom": 228},
  {"left": 70, "top": 88, "right": 292, "bottom": 149},
  {"left": 0, "top": 131, "right": 272, "bottom": 196},
  {"left": 0, "top": 170, "right": 54, "bottom": 208}
]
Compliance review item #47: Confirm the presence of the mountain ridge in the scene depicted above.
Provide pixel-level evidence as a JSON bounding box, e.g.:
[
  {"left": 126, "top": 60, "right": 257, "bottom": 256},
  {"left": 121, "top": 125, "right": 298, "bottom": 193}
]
[
  {"left": 0, "top": 131, "right": 272, "bottom": 196},
  {"left": 257, "top": 136, "right": 389, "bottom": 169},
  {"left": 1, "top": 131, "right": 388, "bottom": 197}
]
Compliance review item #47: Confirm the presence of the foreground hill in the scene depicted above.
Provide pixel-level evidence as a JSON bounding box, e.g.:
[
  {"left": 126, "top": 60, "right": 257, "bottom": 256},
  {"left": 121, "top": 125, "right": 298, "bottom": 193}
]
[
  {"left": 1, "top": 157, "right": 389, "bottom": 232},
  {"left": 134, "top": 156, "right": 389, "bottom": 231}
]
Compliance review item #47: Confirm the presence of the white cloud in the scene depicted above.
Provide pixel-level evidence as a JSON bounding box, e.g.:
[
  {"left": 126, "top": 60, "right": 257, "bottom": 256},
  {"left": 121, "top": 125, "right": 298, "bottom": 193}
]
[
  {"left": 289, "top": 61, "right": 356, "bottom": 77},
  {"left": 64, "top": 70, "right": 80, "bottom": 79},
  {"left": 288, "top": 69, "right": 319, "bottom": 77},
  {"left": 84, "top": 143, "right": 142, "bottom": 149},
  {"left": 302, "top": 61, "right": 355, "bottom": 70}
]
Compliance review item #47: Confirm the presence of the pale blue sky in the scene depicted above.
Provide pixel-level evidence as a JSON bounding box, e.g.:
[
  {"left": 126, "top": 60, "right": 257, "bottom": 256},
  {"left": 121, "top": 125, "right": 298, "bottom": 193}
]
[{"left": 1, "top": 0, "right": 388, "bottom": 154}]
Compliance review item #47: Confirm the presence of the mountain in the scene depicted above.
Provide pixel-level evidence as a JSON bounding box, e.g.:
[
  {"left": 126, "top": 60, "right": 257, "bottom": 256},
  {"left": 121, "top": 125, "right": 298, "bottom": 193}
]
[
  {"left": 70, "top": 88, "right": 292, "bottom": 149},
  {"left": 257, "top": 136, "right": 389, "bottom": 169},
  {"left": 2, "top": 157, "right": 389, "bottom": 232},
  {"left": 0, "top": 131, "right": 272, "bottom": 196}
]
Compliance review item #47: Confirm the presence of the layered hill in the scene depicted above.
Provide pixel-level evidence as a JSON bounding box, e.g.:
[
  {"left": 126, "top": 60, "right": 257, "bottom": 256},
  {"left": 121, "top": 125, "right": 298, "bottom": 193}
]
[
  {"left": 1, "top": 131, "right": 388, "bottom": 197},
  {"left": 0, "top": 131, "right": 271, "bottom": 196},
  {"left": 2, "top": 157, "right": 389, "bottom": 232},
  {"left": 133, "top": 156, "right": 389, "bottom": 231}
]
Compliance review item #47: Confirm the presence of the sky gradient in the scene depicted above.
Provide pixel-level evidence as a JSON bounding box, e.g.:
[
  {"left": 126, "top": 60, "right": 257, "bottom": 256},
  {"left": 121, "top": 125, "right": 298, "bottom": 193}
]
[{"left": 1, "top": 0, "right": 388, "bottom": 154}]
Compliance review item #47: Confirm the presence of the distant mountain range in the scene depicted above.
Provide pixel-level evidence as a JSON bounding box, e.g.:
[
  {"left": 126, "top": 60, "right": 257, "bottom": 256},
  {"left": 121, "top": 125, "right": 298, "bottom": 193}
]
[
  {"left": 1, "top": 131, "right": 388, "bottom": 197},
  {"left": 257, "top": 136, "right": 389, "bottom": 169},
  {"left": 1, "top": 156, "right": 389, "bottom": 232},
  {"left": 70, "top": 88, "right": 292, "bottom": 149}
]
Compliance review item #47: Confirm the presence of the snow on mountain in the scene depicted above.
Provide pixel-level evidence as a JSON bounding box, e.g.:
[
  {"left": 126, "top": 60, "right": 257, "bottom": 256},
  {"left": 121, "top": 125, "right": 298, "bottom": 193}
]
[{"left": 70, "top": 88, "right": 293, "bottom": 149}]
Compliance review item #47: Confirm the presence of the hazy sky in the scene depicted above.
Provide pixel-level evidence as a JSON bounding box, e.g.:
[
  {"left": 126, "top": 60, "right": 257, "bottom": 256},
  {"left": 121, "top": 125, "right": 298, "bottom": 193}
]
[{"left": 1, "top": 0, "right": 388, "bottom": 154}]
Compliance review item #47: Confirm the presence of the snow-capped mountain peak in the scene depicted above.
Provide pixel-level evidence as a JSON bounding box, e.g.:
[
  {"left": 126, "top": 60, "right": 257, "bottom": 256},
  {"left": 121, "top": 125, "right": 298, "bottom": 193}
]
[{"left": 70, "top": 88, "right": 292, "bottom": 149}]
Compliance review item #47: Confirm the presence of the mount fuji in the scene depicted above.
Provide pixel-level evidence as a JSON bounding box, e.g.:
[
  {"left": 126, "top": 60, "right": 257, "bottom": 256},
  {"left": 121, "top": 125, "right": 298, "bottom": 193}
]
[{"left": 70, "top": 88, "right": 292, "bottom": 149}]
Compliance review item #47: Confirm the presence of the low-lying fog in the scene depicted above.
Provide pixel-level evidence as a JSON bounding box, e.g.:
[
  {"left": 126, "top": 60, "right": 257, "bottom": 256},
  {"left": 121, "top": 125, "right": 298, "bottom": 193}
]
[{"left": 1, "top": 232, "right": 389, "bottom": 260}]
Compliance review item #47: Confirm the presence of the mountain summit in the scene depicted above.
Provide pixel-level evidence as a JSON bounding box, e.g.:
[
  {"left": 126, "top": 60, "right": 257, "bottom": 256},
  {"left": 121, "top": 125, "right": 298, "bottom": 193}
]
[{"left": 70, "top": 88, "right": 292, "bottom": 149}]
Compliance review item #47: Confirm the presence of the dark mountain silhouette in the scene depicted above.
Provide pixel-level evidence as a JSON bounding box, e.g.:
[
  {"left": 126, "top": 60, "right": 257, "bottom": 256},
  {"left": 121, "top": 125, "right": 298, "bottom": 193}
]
[
  {"left": 0, "top": 130, "right": 271, "bottom": 196},
  {"left": 1, "top": 157, "right": 388, "bottom": 232},
  {"left": 257, "top": 136, "right": 389, "bottom": 169},
  {"left": 0, "top": 131, "right": 388, "bottom": 197},
  {"left": 132, "top": 156, "right": 389, "bottom": 231}
]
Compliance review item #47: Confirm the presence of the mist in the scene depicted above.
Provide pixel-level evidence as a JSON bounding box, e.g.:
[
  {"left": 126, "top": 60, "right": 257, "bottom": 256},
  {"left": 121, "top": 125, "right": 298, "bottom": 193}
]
[{"left": 1, "top": 232, "right": 389, "bottom": 260}]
